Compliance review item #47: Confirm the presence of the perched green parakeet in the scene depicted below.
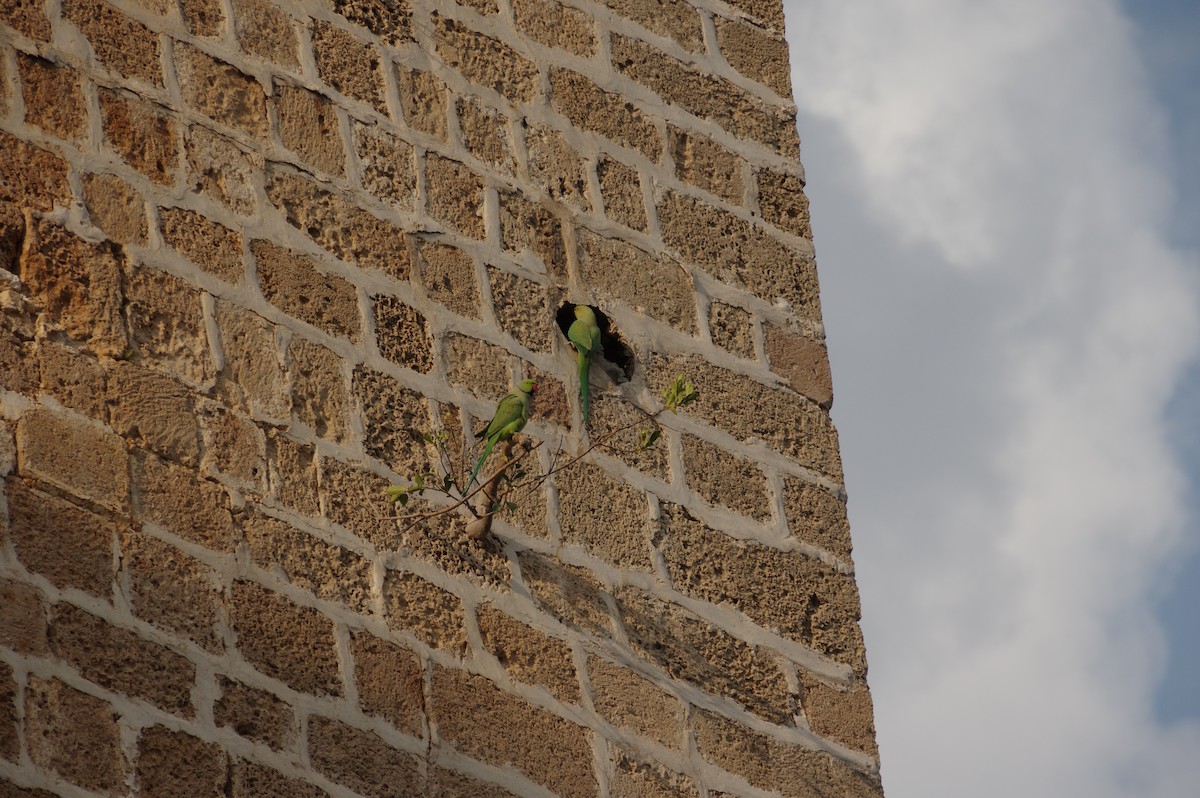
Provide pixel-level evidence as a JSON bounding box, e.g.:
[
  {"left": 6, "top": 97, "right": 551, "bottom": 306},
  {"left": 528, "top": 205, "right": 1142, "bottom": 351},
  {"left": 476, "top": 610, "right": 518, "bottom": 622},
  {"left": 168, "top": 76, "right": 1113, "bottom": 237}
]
[
  {"left": 567, "top": 305, "right": 601, "bottom": 424},
  {"left": 468, "top": 379, "right": 537, "bottom": 486}
]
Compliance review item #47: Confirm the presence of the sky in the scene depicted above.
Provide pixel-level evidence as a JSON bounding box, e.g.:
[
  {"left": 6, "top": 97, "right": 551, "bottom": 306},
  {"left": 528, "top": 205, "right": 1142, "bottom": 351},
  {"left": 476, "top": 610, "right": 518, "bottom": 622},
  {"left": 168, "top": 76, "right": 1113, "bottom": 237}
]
[{"left": 779, "top": 1, "right": 1200, "bottom": 796}]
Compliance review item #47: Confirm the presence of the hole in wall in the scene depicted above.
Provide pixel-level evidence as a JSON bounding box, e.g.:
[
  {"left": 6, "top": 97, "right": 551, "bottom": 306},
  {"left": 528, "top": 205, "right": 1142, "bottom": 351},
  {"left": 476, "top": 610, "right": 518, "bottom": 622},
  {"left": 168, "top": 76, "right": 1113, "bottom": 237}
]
[{"left": 555, "top": 302, "right": 635, "bottom": 380}]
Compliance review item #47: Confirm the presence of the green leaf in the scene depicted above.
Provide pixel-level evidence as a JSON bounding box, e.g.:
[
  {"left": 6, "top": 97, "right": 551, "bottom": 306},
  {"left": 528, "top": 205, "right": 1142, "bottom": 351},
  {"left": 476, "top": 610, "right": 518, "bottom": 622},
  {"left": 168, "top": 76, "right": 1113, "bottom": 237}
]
[
  {"left": 385, "top": 485, "right": 407, "bottom": 503},
  {"left": 637, "top": 428, "right": 661, "bottom": 450},
  {"left": 505, "top": 502, "right": 518, "bottom": 512}
]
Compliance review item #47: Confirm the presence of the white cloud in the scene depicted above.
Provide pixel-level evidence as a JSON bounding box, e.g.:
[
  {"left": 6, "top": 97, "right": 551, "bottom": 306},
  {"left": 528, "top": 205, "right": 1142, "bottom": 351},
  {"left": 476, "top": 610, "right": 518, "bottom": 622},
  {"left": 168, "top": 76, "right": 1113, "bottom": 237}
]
[{"left": 781, "top": 1, "right": 1200, "bottom": 795}]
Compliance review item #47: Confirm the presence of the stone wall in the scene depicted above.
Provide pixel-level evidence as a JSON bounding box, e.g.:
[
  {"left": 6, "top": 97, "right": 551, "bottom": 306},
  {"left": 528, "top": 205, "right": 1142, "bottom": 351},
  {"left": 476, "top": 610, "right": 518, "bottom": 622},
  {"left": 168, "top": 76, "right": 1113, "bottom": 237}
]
[{"left": 0, "top": 0, "right": 883, "bottom": 796}]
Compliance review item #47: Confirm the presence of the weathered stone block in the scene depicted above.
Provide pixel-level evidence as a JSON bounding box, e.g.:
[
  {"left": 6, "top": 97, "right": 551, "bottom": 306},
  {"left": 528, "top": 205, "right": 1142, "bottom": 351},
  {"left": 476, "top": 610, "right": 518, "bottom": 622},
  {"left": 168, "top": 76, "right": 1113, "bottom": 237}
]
[
  {"left": 17, "top": 407, "right": 129, "bottom": 511},
  {"left": 199, "top": 406, "right": 266, "bottom": 490},
  {"left": 6, "top": 478, "right": 116, "bottom": 597},
  {"left": 175, "top": 43, "right": 268, "bottom": 138},
  {"left": 588, "top": 656, "right": 684, "bottom": 748},
  {"left": 609, "top": 745, "right": 700, "bottom": 798},
  {"left": 526, "top": 125, "right": 587, "bottom": 209},
  {"left": 349, "top": 630, "right": 424, "bottom": 735},
  {"left": 0, "top": 199, "right": 25, "bottom": 272},
  {"left": 317, "top": 456, "right": 395, "bottom": 545},
  {"left": 21, "top": 218, "right": 128, "bottom": 356},
  {"left": 524, "top": 364, "right": 570, "bottom": 428},
  {"left": 230, "top": 580, "right": 342, "bottom": 695},
  {"left": 595, "top": 155, "right": 647, "bottom": 231},
  {"left": 252, "top": 239, "right": 361, "bottom": 341},
  {"left": 576, "top": 227, "right": 696, "bottom": 332},
  {"left": 83, "top": 173, "right": 147, "bottom": 244},
  {"left": 133, "top": 451, "right": 236, "bottom": 551},
  {"left": 615, "top": 586, "right": 791, "bottom": 724},
  {"left": 214, "top": 677, "right": 296, "bottom": 750},
  {"left": 499, "top": 189, "right": 568, "bottom": 280},
  {"left": 276, "top": 82, "right": 344, "bottom": 175},
  {"left": 432, "top": 12, "right": 538, "bottom": 104},
  {"left": 214, "top": 299, "right": 289, "bottom": 421},
  {"left": 37, "top": 340, "right": 106, "bottom": 419},
  {"left": 382, "top": 569, "right": 466, "bottom": 653},
  {"left": 445, "top": 333, "right": 512, "bottom": 402},
  {"left": 513, "top": 0, "right": 596, "bottom": 56},
  {"left": 764, "top": 324, "right": 832, "bottom": 409},
  {"left": 395, "top": 65, "right": 447, "bottom": 140},
  {"left": 63, "top": 0, "right": 161, "bottom": 85},
  {"left": 600, "top": 0, "right": 703, "bottom": 52},
  {"left": 0, "top": 660, "right": 16, "bottom": 762},
  {"left": 266, "top": 167, "right": 410, "bottom": 279},
  {"left": 1, "top": 0, "right": 51, "bottom": 40},
  {"left": 425, "top": 153, "right": 486, "bottom": 238},
  {"left": 0, "top": 577, "right": 48, "bottom": 654},
  {"left": 180, "top": 0, "right": 225, "bottom": 37},
  {"left": 100, "top": 89, "right": 178, "bottom": 185},
  {"left": 311, "top": 20, "right": 387, "bottom": 114},
  {"left": 242, "top": 509, "right": 371, "bottom": 612},
  {"left": 308, "top": 717, "right": 422, "bottom": 798},
  {"left": 231, "top": 0, "right": 298, "bottom": 66},
  {"left": 159, "top": 206, "right": 243, "bottom": 283},
  {"left": 48, "top": 603, "right": 196, "bottom": 715},
  {"left": 716, "top": 16, "right": 792, "bottom": 97},
  {"left": 0, "top": 132, "right": 70, "bottom": 210},
  {"left": 709, "top": 301, "right": 757, "bottom": 359},
  {"left": 230, "top": 760, "right": 331, "bottom": 798},
  {"left": 488, "top": 266, "right": 553, "bottom": 352},
  {"left": 19, "top": 55, "right": 86, "bottom": 142},
  {"left": 587, "top": 394, "right": 670, "bottom": 479},
  {"left": 265, "top": 429, "right": 319, "bottom": 515},
  {"left": 680, "top": 434, "right": 771, "bottom": 521},
  {"left": 517, "top": 550, "right": 614, "bottom": 637},
  {"left": 135, "top": 725, "right": 227, "bottom": 797},
  {"left": 455, "top": 96, "right": 510, "bottom": 176},
  {"left": 329, "top": 0, "right": 413, "bottom": 46},
  {"left": 477, "top": 604, "right": 578, "bottom": 702},
  {"left": 801, "top": 676, "right": 878, "bottom": 755},
  {"left": 120, "top": 531, "right": 222, "bottom": 651},
  {"left": 557, "top": 461, "right": 652, "bottom": 570},
  {"left": 431, "top": 667, "right": 597, "bottom": 797},
  {"left": 0, "top": 330, "right": 37, "bottom": 396},
  {"left": 373, "top": 295, "right": 433, "bottom": 372},
  {"left": 783, "top": 478, "right": 852, "bottom": 561},
  {"left": 352, "top": 121, "right": 416, "bottom": 211},
  {"left": 107, "top": 362, "right": 201, "bottom": 466},
  {"left": 431, "top": 769, "right": 521, "bottom": 798},
  {"left": 756, "top": 167, "right": 812, "bottom": 238},
  {"left": 185, "top": 126, "right": 256, "bottom": 215},
  {"left": 550, "top": 68, "right": 660, "bottom": 162},
  {"left": 669, "top": 126, "right": 745, "bottom": 204},
  {"left": 25, "top": 677, "right": 126, "bottom": 793},
  {"left": 415, "top": 238, "right": 479, "bottom": 318},
  {"left": 287, "top": 336, "right": 350, "bottom": 442},
  {"left": 657, "top": 190, "right": 819, "bottom": 317},
  {"left": 352, "top": 366, "right": 428, "bottom": 473},
  {"left": 124, "top": 263, "right": 214, "bottom": 385}
]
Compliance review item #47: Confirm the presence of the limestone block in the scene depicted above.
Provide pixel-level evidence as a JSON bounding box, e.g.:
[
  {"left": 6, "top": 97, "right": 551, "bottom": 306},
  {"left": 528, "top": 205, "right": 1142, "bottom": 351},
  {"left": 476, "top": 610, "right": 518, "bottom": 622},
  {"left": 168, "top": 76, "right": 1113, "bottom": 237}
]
[
  {"left": 1, "top": 660, "right": 16, "bottom": 762},
  {"left": 756, "top": 167, "right": 812, "bottom": 238},
  {"left": 783, "top": 477, "right": 852, "bottom": 561},
  {"left": 550, "top": 68, "right": 660, "bottom": 162},
  {"left": 276, "top": 82, "right": 344, "bottom": 175},
  {"left": 125, "top": 263, "right": 215, "bottom": 385},
  {"left": 588, "top": 394, "right": 670, "bottom": 479},
  {"left": 557, "top": 461, "right": 652, "bottom": 570},
  {"left": 199, "top": 406, "right": 266, "bottom": 489},
  {"left": 18, "top": 55, "right": 87, "bottom": 143},
  {"left": 288, "top": 335, "right": 351, "bottom": 441},
  {"left": 668, "top": 126, "right": 745, "bottom": 204},
  {"left": 38, "top": 341, "right": 106, "bottom": 419},
  {"left": 517, "top": 550, "right": 614, "bottom": 638},
  {"left": 431, "top": 667, "right": 597, "bottom": 797},
  {"left": 352, "top": 366, "right": 428, "bottom": 474},
  {"left": 715, "top": 16, "right": 792, "bottom": 97},
  {"left": 395, "top": 65, "right": 448, "bottom": 141},
  {"left": 230, "top": 580, "right": 342, "bottom": 696},
  {"left": 657, "top": 190, "right": 819, "bottom": 319},
  {"left": 317, "top": 456, "right": 395, "bottom": 545},
  {"left": 595, "top": 155, "right": 647, "bottom": 231},
  {"left": 214, "top": 299, "right": 289, "bottom": 421},
  {"left": 425, "top": 153, "right": 486, "bottom": 239},
  {"left": 499, "top": 189, "right": 568, "bottom": 280},
  {"left": 0, "top": 576, "right": 48, "bottom": 654},
  {"left": 214, "top": 677, "right": 297, "bottom": 750},
  {"left": 369, "top": 296, "right": 429, "bottom": 373},
  {"left": 132, "top": 451, "right": 236, "bottom": 551},
  {"left": 0, "top": 199, "right": 23, "bottom": 271},
  {"left": 615, "top": 586, "right": 792, "bottom": 724},
  {"left": 349, "top": 630, "right": 424, "bottom": 735},
  {"left": 576, "top": 227, "right": 696, "bottom": 332},
  {"left": 524, "top": 363, "right": 570, "bottom": 428},
  {"left": 414, "top": 239, "right": 480, "bottom": 319},
  {"left": 24, "top": 677, "right": 127, "bottom": 793},
  {"left": 185, "top": 126, "right": 256, "bottom": 215},
  {"left": 230, "top": 760, "right": 331, "bottom": 798},
  {"left": 600, "top": 0, "right": 703, "bottom": 53},
  {"left": 352, "top": 121, "right": 417, "bottom": 211},
  {"left": 477, "top": 604, "right": 579, "bottom": 702},
  {"left": 609, "top": 745, "right": 700, "bottom": 798},
  {"left": 445, "top": 332, "right": 512, "bottom": 400},
  {"left": 329, "top": 0, "right": 413, "bottom": 46},
  {"left": 709, "top": 301, "right": 757, "bottom": 359},
  {"left": 693, "top": 709, "right": 881, "bottom": 798},
  {"left": 0, "top": 0, "right": 51, "bottom": 40},
  {"left": 252, "top": 239, "right": 361, "bottom": 340},
  {"left": 382, "top": 569, "right": 466, "bottom": 653},
  {"left": 311, "top": 20, "right": 387, "bottom": 114},
  {"left": 0, "top": 330, "right": 36, "bottom": 397},
  {"left": 487, "top": 266, "right": 553, "bottom": 352},
  {"left": 680, "top": 434, "right": 771, "bottom": 521},
  {"left": 120, "top": 531, "right": 223, "bottom": 651},
  {"left": 512, "top": 0, "right": 596, "bottom": 57},
  {"left": 99, "top": 89, "right": 178, "bottom": 185},
  {"left": 175, "top": 43, "right": 269, "bottom": 138},
  {"left": 265, "top": 429, "right": 319, "bottom": 515},
  {"left": 231, "top": 0, "right": 299, "bottom": 66},
  {"left": 21, "top": 218, "right": 128, "bottom": 356},
  {"left": 764, "top": 324, "right": 832, "bottom": 409},
  {"left": 801, "top": 676, "right": 878, "bottom": 755},
  {"left": 241, "top": 510, "right": 371, "bottom": 612},
  {"left": 724, "top": 0, "right": 785, "bottom": 31},
  {"left": 432, "top": 13, "right": 538, "bottom": 104},
  {"left": 160, "top": 206, "right": 243, "bottom": 283},
  {"left": 456, "top": 0, "right": 498, "bottom": 13},
  {"left": 6, "top": 478, "right": 117, "bottom": 597},
  {"left": 307, "top": 717, "right": 422, "bottom": 798},
  {"left": 458, "top": 94, "right": 513, "bottom": 175},
  {"left": 526, "top": 125, "right": 587, "bottom": 209},
  {"left": 17, "top": 407, "right": 130, "bottom": 511},
  {"left": 266, "top": 167, "right": 410, "bottom": 279},
  {"left": 48, "top": 603, "right": 196, "bottom": 715},
  {"left": 431, "top": 769, "right": 521, "bottom": 798},
  {"left": 0, "top": 132, "right": 70, "bottom": 210},
  {"left": 135, "top": 725, "right": 228, "bottom": 798},
  {"left": 63, "top": 0, "right": 162, "bottom": 85},
  {"left": 107, "top": 361, "right": 202, "bottom": 466},
  {"left": 588, "top": 656, "right": 684, "bottom": 748},
  {"left": 180, "top": 0, "right": 225, "bottom": 37},
  {"left": 83, "top": 173, "right": 147, "bottom": 244}
]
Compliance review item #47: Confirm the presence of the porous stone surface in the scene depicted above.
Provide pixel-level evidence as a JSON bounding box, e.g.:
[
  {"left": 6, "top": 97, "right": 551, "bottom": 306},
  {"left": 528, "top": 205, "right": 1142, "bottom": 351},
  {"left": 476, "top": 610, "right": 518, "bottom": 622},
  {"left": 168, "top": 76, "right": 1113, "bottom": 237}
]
[{"left": 0, "top": 0, "right": 881, "bottom": 793}]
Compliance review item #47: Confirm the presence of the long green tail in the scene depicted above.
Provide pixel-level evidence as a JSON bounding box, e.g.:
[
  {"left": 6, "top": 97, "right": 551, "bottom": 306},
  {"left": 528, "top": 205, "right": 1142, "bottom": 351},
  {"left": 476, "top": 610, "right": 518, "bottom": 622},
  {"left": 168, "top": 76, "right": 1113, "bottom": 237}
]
[
  {"left": 578, "top": 350, "right": 590, "bottom": 423},
  {"left": 468, "top": 436, "right": 497, "bottom": 487}
]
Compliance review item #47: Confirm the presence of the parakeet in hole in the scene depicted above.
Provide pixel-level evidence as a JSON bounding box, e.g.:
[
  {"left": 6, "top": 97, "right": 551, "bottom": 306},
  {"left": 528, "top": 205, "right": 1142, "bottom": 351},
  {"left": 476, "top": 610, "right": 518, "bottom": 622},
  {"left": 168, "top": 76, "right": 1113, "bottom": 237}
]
[
  {"left": 468, "top": 378, "right": 537, "bottom": 486},
  {"left": 567, "top": 305, "right": 601, "bottom": 424}
]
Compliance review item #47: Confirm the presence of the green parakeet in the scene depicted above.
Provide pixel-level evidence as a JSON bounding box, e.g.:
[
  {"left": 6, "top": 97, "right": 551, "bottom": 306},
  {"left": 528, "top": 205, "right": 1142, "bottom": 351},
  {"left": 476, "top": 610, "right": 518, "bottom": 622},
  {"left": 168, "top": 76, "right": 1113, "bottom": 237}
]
[
  {"left": 468, "top": 379, "right": 537, "bottom": 486},
  {"left": 567, "top": 305, "right": 601, "bottom": 424}
]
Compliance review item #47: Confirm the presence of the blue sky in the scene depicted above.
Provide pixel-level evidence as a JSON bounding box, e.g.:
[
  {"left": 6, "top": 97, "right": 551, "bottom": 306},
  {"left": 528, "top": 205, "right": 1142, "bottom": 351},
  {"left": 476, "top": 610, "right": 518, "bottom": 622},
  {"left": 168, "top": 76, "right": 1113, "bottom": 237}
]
[{"left": 781, "top": 1, "right": 1200, "bottom": 795}]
